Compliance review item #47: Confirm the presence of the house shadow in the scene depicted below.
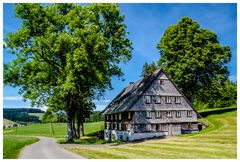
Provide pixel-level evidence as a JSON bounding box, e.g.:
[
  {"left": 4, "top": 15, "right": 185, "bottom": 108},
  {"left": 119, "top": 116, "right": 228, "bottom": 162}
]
[{"left": 199, "top": 107, "right": 237, "bottom": 118}]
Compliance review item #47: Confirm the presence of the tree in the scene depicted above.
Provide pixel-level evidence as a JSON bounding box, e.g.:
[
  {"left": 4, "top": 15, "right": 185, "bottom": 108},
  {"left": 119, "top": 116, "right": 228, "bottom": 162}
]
[
  {"left": 156, "top": 17, "right": 232, "bottom": 104},
  {"left": 4, "top": 3, "right": 132, "bottom": 142},
  {"left": 140, "top": 62, "right": 158, "bottom": 77}
]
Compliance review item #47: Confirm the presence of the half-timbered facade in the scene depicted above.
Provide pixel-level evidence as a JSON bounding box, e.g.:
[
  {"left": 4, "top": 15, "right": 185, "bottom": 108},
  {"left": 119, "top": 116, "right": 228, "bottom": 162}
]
[{"left": 101, "top": 69, "right": 201, "bottom": 141}]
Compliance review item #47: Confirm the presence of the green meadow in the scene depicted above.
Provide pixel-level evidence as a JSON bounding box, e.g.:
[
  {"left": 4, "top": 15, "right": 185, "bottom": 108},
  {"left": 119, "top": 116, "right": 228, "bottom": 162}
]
[
  {"left": 65, "top": 109, "right": 237, "bottom": 159},
  {"left": 4, "top": 121, "right": 104, "bottom": 138},
  {"left": 3, "top": 135, "right": 39, "bottom": 159}
]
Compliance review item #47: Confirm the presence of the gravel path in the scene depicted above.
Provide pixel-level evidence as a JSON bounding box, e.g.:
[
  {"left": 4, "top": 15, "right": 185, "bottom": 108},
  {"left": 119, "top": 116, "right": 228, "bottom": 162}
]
[{"left": 19, "top": 136, "right": 84, "bottom": 159}]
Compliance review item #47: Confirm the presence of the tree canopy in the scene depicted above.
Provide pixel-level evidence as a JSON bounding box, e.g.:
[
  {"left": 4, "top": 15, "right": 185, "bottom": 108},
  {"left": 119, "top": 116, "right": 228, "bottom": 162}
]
[
  {"left": 4, "top": 3, "right": 132, "bottom": 141},
  {"left": 156, "top": 17, "right": 232, "bottom": 105}
]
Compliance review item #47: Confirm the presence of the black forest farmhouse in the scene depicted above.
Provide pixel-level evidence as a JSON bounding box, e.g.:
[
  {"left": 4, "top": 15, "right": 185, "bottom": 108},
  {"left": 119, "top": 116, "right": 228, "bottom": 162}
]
[{"left": 101, "top": 69, "right": 201, "bottom": 141}]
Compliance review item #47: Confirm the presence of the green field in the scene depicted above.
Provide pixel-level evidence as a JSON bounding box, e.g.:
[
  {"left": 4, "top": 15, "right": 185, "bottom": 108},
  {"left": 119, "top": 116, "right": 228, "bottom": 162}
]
[
  {"left": 65, "top": 110, "right": 237, "bottom": 159},
  {"left": 29, "top": 113, "right": 44, "bottom": 120},
  {"left": 3, "top": 135, "right": 39, "bottom": 159},
  {"left": 4, "top": 121, "right": 104, "bottom": 138}
]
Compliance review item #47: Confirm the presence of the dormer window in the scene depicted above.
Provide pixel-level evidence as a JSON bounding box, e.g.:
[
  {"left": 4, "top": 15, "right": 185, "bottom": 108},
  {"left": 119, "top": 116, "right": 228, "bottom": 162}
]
[
  {"left": 175, "top": 97, "right": 181, "bottom": 104},
  {"left": 144, "top": 96, "right": 151, "bottom": 104},
  {"left": 165, "top": 96, "right": 171, "bottom": 104}
]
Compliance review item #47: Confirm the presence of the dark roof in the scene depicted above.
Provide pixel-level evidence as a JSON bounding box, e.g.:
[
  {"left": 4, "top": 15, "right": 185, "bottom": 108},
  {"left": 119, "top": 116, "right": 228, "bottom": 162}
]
[{"left": 101, "top": 69, "right": 201, "bottom": 118}]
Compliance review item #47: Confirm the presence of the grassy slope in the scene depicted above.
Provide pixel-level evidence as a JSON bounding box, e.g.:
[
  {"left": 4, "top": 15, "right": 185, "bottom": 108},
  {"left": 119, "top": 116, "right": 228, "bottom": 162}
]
[
  {"left": 3, "top": 135, "right": 39, "bottom": 159},
  {"left": 4, "top": 121, "right": 104, "bottom": 138},
  {"left": 65, "top": 110, "right": 237, "bottom": 159},
  {"left": 3, "top": 119, "right": 15, "bottom": 126}
]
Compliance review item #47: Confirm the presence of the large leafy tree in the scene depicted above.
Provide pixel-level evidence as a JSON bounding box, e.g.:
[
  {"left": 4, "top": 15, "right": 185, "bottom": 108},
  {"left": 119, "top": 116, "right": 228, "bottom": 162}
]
[
  {"left": 140, "top": 62, "right": 158, "bottom": 77},
  {"left": 156, "top": 17, "right": 232, "bottom": 104},
  {"left": 4, "top": 3, "right": 132, "bottom": 141}
]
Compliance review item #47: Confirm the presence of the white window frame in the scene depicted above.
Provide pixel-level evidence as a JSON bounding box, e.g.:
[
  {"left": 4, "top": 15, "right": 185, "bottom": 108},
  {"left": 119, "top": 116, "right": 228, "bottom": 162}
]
[
  {"left": 115, "top": 114, "right": 118, "bottom": 120},
  {"left": 155, "top": 96, "right": 161, "bottom": 104},
  {"left": 118, "top": 123, "right": 121, "bottom": 130},
  {"left": 175, "top": 96, "right": 181, "bottom": 104},
  {"left": 165, "top": 96, "right": 171, "bottom": 104},
  {"left": 107, "top": 123, "right": 110, "bottom": 129},
  {"left": 128, "top": 112, "right": 131, "bottom": 119},
  {"left": 106, "top": 115, "right": 109, "bottom": 120},
  {"left": 146, "top": 111, "right": 152, "bottom": 118},
  {"left": 119, "top": 113, "right": 122, "bottom": 120},
  {"left": 167, "top": 111, "right": 172, "bottom": 118},
  {"left": 176, "top": 111, "right": 181, "bottom": 117},
  {"left": 128, "top": 124, "right": 131, "bottom": 131},
  {"left": 156, "top": 111, "right": 161, "bottom": 118},
  {"left": 187, "top": 111, "right": 192, "bottom": 117},
  {"left": 146, "top": 124, "right": 151, "bottom": 131},
  {"left": 159, "top": 79, "right": 164, "bottom": 85},
  {"left": 144, "top": 96, "right": 151, "bottom": 104}
]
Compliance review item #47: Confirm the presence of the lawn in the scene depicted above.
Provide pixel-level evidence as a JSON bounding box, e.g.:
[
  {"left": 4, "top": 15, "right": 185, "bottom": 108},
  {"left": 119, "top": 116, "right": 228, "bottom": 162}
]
[
  {"left": 4, "top": 121, "right": 104, "bottom": 138},
  {"left": 3, "top": 135, "right": 39, "bottom": 159},
  {"left": 65, "top": 110, "right": 237, "bottom": 159}
]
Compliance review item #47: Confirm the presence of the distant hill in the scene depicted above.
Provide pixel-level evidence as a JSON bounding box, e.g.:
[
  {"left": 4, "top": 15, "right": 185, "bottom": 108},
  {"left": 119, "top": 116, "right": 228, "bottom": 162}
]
[{"left": 3, "top": 108, "right": 45, "bottom": 123}]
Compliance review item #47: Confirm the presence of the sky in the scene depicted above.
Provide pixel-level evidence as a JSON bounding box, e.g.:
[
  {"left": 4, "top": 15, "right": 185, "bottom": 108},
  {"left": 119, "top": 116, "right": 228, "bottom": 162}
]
[{"left": 3, "top": 3, "right": 237, "bottom": 111}]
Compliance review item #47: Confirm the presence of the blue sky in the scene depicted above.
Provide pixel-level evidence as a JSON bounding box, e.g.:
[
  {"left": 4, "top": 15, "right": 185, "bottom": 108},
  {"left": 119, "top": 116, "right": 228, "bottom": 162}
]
[{"left": 3, "top": 3, "right": 237, "bottom": 111}]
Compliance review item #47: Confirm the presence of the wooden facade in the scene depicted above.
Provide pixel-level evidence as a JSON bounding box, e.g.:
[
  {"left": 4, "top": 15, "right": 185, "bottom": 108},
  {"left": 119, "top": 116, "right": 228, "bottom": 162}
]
[{"left": 101, "top": 69, "right": 201, "bottom": 140}]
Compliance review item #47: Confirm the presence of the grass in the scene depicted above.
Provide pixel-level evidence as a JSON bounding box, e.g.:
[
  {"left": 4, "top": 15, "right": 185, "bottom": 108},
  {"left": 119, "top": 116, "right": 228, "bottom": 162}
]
[
  {"left": 65, "top": 110, "right": 237, "bottom": 159},
  {"left": 4, "top": 121, "right": 104, "bottom": 138},
  {"left": 3, "top": 135, "right": 39, "bottom": 159},
  {"left": 3, "top": 119, "right": 15, "bottom": 126},
  {"left": 28, "top": 113, "right": 44, "bottom": 120}
]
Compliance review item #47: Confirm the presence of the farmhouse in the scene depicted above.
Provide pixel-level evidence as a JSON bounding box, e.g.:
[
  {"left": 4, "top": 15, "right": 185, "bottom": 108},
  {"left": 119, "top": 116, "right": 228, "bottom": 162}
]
[{"left": 101, "top": 69, "right": 201, "bottom": 141}]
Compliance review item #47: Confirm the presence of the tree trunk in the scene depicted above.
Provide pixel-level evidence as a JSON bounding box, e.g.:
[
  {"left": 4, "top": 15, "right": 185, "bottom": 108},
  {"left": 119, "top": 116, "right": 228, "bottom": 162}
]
[
  {"left": 67, "top": 115, "right": 74, "bottom": 142},
  {"left": 67, "top": 96, "right": 74, "bottom": 142}
]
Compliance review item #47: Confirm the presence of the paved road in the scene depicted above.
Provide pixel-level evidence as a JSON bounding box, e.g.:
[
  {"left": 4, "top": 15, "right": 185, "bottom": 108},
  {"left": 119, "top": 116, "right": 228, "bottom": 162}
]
[{"left": 19, "top": 136, "right": 83, "bottom": 159}]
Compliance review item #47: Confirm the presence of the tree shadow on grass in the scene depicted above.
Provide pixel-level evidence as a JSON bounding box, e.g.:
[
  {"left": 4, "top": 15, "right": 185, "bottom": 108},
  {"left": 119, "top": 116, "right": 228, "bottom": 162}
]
[{"left": 200, "top": 107, "right": 237, "bottom": 118}]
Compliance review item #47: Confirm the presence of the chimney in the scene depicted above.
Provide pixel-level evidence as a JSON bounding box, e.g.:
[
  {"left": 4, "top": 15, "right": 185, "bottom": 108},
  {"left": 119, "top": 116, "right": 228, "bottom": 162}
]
[{"left": 129, "top": 82, "right": 134, "bottom": 85}]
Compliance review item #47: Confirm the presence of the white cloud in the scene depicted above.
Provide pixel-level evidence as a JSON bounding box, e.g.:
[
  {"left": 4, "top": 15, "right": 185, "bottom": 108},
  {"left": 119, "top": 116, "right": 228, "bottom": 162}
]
[
  {"left": 3, "top": 96, "right": 23, "bottom": 101},
  {"left": 95, "top": 105, "right": 107, "bottom": 111}
]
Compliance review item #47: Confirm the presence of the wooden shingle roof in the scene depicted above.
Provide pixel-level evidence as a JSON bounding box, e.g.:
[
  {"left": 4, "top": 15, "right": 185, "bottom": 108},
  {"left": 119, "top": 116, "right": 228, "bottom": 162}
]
[{"left": 101, "top": 69, "right": 201, "bottom": 118}]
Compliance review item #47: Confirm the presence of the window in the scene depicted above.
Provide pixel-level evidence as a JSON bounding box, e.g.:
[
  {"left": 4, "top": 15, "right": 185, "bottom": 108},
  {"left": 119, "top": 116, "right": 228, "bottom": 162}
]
[
  {"left": 146, "top": 124, "right": 151, "bottom": 131},
  {"left": 187, "top": 111, "right": 192, "bottom": 117},
  {"left": 144, "top": 96, "right": 151, "bottom": 104},
  {"left": 176, "top": 111, "right": 181, "bottom": 118},
  {"left": 159, "top": 80, "right": 164, "bottom": 85},
  {"left": 115, "top": 114, "right": 118, "bottom": 120},
  {"left": 128, "top": 124, "right": 131, "bottom": 131},
  {"left": 156, "top": 111, "right": 161, "bottom": 118},
  {"left": 119, "top": 123, "right": 122, "bottom": 130},
  {"left": 111, "top": 114, "right": 113, "bottom": 120},
  {"left": 119, "top": 113, "right": 122, "bottom": 120},
  {"left": 156, "top": 124, "right": 162, "bottom": 131},
  {"left": 165, "top": 96, "right": 171, "bottom": 104},
  {"left": 128, "top": 112, "right": 131, "bottom": 119},
  {"left": 146, "top": 111, "right": 152, "bottom": 118},
  {"left": 106, "top": 123, "right": 110, "bottom": 129},
  {"left": 155, "top": 96, "right": 161, "bottom": 104},
  {"left": 106, "top": 115, "right": 109, "bottom": 120},
  {"left": 175, "top": 97, "right": 181, "bottom": 104},
  {"left": 167, "top": 111, "right": 172, "bottom": 118}
]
